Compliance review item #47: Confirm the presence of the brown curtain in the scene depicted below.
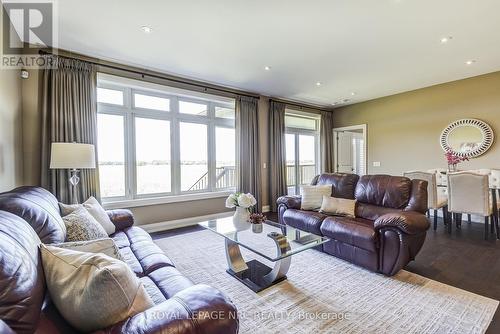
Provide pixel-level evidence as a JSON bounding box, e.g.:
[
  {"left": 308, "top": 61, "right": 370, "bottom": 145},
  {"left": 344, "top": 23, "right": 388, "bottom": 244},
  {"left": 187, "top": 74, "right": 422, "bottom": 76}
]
[
  {"left": 40, "top": 55, "right": 100, "bottom": 204},
  {"left": 236, "top": 96, "right": 262, "bottom": 212},
  {"left": 320, "top": 110, "right": 335, "bottom": 173},
  {"left": 269, "top": 100, "right": 287, "bottom": 212}
]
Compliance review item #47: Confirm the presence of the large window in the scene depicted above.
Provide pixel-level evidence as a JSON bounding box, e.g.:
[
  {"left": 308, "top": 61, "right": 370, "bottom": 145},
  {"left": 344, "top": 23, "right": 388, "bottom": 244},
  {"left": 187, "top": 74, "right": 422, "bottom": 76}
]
[
  {"left": 96, "top": 77, "right": 236, "bottom": 202},
  {"left": 285, "top": 111, "right": 320, "bottom": 195}
]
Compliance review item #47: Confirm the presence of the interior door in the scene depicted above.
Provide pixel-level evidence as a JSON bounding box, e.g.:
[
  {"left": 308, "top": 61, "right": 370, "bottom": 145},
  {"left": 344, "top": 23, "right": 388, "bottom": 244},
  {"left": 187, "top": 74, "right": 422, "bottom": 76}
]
[{"left": 336, "top": 131, "right": 354, "bottom": 173}]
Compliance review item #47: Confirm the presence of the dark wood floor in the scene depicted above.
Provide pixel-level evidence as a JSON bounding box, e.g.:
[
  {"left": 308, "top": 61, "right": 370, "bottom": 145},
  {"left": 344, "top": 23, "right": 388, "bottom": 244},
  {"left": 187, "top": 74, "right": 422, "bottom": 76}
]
[{"left": 152, "top": 214, "right": 500, "bottom": 333}]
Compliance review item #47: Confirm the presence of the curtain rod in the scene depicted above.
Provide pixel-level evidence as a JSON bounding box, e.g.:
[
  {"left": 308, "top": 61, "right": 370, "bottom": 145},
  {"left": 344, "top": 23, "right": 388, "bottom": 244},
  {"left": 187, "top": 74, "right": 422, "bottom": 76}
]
[
  {"left": 39, "top": 50, "right": 331, "bottom": 111},
  {"left": 39, "top": 50, "right": 260, "bottom": 100}
]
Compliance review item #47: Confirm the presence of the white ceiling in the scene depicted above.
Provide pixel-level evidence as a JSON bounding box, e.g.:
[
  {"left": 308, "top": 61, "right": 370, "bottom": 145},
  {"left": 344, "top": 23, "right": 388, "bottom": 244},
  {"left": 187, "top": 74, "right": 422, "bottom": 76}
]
[{"left": 25, "top": 0, "right": 500, "bottom": 106}]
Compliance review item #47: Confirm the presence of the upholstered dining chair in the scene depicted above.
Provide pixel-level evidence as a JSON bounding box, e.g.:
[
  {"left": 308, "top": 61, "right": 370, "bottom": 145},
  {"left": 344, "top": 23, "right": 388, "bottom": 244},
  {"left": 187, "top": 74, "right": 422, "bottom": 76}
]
[
  {"left": 405, "top": 171, "right": 448, "bottom": 230},
  {"left": 447, "top": 172, "right": 498, "bottom": 240},
  {"left": 427, "top": 168, "right": 448, "bottom": 186}
]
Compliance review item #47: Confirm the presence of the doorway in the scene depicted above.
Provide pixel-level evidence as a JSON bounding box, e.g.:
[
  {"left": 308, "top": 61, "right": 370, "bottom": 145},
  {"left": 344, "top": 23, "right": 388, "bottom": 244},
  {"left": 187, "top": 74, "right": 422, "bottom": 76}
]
[{"left": 333, "top": 124, "right": 367, "bottom": 176}]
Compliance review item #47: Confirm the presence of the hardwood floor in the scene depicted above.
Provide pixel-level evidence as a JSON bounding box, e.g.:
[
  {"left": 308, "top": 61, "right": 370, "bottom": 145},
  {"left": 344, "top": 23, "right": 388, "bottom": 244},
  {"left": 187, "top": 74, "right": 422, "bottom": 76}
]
[{"left": 152, "top": 213, "right": 500, "bottom": 333}]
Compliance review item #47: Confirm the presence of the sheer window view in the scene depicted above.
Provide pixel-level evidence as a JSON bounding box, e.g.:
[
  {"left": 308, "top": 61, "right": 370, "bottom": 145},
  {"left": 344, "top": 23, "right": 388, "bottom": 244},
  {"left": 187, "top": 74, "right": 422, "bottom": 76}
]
[
  {"left": 285, "top": 112, "right": 320, "bottom": 195},
  {"left": 96, "top": 80, "right": 236, "bottom": 201}
]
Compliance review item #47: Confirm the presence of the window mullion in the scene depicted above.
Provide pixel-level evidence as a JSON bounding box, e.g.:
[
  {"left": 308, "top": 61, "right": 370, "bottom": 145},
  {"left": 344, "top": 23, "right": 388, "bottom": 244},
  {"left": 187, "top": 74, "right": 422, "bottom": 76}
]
[
  {"left": 208, "top": 103, "right": 216, "bottom": 191},
  {"left": 171, "top": 97, "right": 181, "bottom": 195},
  {"left": 294, "top": 134, "right": 300, "bottom": 194}
]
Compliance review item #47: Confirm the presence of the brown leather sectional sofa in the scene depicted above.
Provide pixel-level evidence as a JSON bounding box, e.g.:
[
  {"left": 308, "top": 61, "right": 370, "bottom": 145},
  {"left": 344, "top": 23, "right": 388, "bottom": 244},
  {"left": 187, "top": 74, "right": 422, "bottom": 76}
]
[
  {"left": 0, "top": 186, "right": 238, "bottom": 334},
  {"left": 278, "top": 173, "right": 430, "bottom": 276}
]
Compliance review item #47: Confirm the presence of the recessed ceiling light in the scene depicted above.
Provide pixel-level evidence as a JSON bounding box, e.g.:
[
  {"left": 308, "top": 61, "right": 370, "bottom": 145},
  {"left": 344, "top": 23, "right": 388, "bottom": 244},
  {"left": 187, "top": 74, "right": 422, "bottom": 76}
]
[
  {"left": 316, "top": 82, "right": 322, "bottom": 87},
  {"left": 440, "top": 36, "right": 453, "bottom": 44},
  {"left": 141, "top": 26, "right": 153, "bottom": 33},
  {"left": 342, "top": 98, "right": 351, "bottom": 103},
  {"left": 264, "top": 66, "right": 271, "bottom": 71},
  {"left": 465, "top": 60, "right": 476, "bottom": 65},
  {"left": 332, "top": 102, "right": 339, "bottom": 106},
  {"left": 351, "top": 92, "right": 356, "bottom": 96}
]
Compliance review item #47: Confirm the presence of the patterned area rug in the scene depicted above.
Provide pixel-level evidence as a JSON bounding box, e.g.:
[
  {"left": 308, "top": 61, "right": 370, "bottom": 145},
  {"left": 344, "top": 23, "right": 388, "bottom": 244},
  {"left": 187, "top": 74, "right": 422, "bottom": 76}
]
[{"left": 154, "top": 227, "right": 498, "bottom": 334}]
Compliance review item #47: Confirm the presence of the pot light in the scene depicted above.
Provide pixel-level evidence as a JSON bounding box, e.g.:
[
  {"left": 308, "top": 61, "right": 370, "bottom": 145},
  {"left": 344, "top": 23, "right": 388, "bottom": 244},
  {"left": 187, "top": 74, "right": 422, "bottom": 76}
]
[
  {"left": 141, "top": 26, "right": 153, "bottom": 33},
  {"left": 465, "top": 60, "right": 476, "bottom": 65},
  {"left": 351, "top": 92, "right": 356, "bottom": 96},
  {"left": 316, "top": 82, "right": 322, "bottom": 87},
  {"left": 264, "top": 66, "right": 271, "bottom": 71},
  {"left": 440, "top": 36, "right": 452, "bottom": 44},
  {"left": 342, "top": 98, "right": 351, "bottom": 103}
]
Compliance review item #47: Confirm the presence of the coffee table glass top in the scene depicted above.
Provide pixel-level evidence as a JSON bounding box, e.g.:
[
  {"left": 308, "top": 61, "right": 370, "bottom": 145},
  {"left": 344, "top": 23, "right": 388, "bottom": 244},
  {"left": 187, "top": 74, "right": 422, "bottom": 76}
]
[{"left": 199, "top": 217, "right": 330, "bottom": 262}]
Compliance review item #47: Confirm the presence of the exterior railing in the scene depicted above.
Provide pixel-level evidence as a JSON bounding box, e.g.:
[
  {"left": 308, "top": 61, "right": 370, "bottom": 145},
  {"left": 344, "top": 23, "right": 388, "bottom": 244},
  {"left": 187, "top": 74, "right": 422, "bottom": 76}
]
[
  {"left": 188, "top": 166, "right": 236, "bottom": 191},
  {"left": 286, "top": 164, "right": 316, "bottom": 187}
]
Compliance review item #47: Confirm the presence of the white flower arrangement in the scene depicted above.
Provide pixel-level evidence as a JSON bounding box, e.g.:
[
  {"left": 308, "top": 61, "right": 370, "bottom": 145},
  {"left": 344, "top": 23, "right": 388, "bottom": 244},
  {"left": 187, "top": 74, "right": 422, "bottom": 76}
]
[{"left": 225, "top": 192, "right": 257, "bottom": 209}]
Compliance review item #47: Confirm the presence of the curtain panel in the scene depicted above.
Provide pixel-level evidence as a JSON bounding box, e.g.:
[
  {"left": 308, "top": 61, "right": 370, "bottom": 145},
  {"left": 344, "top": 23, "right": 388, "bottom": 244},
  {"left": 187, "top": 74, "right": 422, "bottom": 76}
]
[
  {"left": 236, "top": 96, "right": 262, "bottom": 212},
  {"left": 320, "top": 110, "right": 335, "bottom": 173},
  {"left": 40, "top": 55, "right": 100, "bottom": 204},
  {"left": 268, "top": 100, "right": 287, "bottom": 212}
]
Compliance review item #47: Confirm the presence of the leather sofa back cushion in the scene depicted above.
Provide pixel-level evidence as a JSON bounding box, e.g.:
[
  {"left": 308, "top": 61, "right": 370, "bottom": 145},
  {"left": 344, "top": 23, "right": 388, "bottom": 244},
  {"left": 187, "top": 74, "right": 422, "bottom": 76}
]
[
  {"left": 0, "top": 211, "right": 45, "bottom": 334},
  {"left": 314, "top": 173, "right": 360, "bottom": 199},
  {"left": 40, "top": 244, "right": 154, "bottom": 333},
  {"left": 0, "top": 186, "right": 66, "bottom": 243},
  {"left": 355, "top": 175, "right": 411, "bottom": 209}
]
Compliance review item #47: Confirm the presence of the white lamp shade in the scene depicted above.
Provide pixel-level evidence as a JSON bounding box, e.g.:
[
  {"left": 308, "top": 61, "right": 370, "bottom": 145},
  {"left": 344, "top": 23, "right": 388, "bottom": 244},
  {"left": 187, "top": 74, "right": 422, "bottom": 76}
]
[{"left": 50, "top": 143, "right": 96, "bottom": 169}]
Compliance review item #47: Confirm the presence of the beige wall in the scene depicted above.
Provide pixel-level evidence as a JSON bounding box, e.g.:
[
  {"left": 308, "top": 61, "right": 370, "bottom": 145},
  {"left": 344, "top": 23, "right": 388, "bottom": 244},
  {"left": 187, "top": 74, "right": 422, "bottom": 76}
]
[
  {"left": 0, "top": 69, "right": 23, "bottom": 191},
  {"left": 22, "top": 69, "right": 41, "bottom": 185},
  {"left": 333, "top": 71, "right": 500, "bottom": 176}
]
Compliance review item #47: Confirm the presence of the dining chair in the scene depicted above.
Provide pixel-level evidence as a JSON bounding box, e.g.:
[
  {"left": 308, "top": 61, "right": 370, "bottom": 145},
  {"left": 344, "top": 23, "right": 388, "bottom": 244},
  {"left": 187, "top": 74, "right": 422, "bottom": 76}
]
[
  {"left": 405, "top": 171, "right": 448, "bottom": 230},
  {"left": 447, "top": 172, "right": 498, "bottom": 240},
  {"left": 427, "top": 168, "right": 448, "bottom": 186}
]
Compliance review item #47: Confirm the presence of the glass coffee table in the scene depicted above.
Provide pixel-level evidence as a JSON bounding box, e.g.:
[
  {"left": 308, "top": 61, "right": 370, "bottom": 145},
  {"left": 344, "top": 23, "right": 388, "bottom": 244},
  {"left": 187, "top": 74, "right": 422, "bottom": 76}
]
[{"left": 199, "top": 217, "right": 330, "bottom": 292}]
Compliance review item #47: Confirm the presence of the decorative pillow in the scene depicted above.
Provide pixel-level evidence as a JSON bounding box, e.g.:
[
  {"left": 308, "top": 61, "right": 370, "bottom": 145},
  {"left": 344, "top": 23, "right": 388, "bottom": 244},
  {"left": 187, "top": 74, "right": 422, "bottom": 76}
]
[
  {"left": 51, "top": 238, "right": 123, "bottom": 261},
  {"left": 63, "top": 207, "right": 108, "bottom": 241},
  {"left": 300, "top": 185, "right": 332, "bottom": 210},
  {"left": 40, "top": 244, "right": 154, "bottom": 333},
  {"left": 59, "top": 197, "right": 116, "bottom": 235},
  {"left": 320, "top": 196, "right": 357, "bottom": 218}
]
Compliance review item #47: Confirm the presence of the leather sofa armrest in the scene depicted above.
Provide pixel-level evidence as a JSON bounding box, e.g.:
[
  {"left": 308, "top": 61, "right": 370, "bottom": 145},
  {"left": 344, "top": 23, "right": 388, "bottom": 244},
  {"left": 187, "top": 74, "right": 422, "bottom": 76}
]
[
  {"left": 277, "top": 195, "right": 302, "bottom": 210},
  {"left": 106, "top": 209, "right": 135, "bottom": 231},
  {"left": 94, "top": 284, "right": 238, "bottom": 334},
  {"left": 374, "top": 212, "right": 430, "bottom": 235}
]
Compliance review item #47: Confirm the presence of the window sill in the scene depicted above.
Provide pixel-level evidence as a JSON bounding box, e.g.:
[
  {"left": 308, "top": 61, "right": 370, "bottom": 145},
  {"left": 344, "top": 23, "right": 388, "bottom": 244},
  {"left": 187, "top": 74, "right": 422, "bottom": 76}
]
[{"left": 102, "top": 190, "right": 233, "bottom": 210}]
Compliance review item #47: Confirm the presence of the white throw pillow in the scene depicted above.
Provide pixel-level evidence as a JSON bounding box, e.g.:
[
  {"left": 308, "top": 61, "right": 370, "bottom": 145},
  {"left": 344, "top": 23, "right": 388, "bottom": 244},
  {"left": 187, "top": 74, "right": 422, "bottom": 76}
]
[
  {"left": 40, "top": 244, "right": 154, "bottom": 333},
  {"left": 60, "top": 197, "right": 116, "bottom": 235},
  {"left": 300, "top": 185, "right": 332, "bottom": 210},
  {"left": 51, "top": 238, "right": 123, "bottom": 261},
  {"left": 63, "top": 207, "right": 108, "bottom": 242},
  {"left": 320, "top": 196, "right": 357, "bottom": 218}
]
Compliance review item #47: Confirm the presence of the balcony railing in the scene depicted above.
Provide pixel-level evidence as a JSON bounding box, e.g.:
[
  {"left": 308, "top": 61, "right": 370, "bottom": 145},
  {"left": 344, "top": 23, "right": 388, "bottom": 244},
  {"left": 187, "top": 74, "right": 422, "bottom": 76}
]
[
  {"left": 188, "top": 166, "right": 236, "bottom": 191},
  {"left": 286, "top": 164, "right": 317, "bottom": 187}
]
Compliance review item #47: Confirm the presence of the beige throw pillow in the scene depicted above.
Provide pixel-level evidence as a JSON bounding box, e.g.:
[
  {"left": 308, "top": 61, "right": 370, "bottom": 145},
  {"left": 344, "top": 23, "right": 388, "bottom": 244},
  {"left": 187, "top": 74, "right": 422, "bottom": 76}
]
[
  {"left": 40, "top": 244, "right": 154, "bottom": 333},
  {"left": 300, "top": 185, "right": 332, "bottom": 210},
  {"left": 320, "top": 196, "right": 357, "bottom": 218},
  {"left": 51, "top": 238, "right": 123, "bottom": 261},
  {"left": 59, "top": 197, "right": 116, "bottom": 235},
  {"left": 63, "top": 207, "right": 108, "bottom": 242}
]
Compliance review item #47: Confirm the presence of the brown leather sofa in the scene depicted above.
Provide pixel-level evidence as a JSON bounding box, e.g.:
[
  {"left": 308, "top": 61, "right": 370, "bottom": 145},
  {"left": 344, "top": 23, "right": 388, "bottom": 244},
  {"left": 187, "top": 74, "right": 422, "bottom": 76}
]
[
  {"left": 278, "top": 173, "right": 429, "bottom": 276},
  {"left": 0, "top": 186, "right": 238, "bottom": 334}
]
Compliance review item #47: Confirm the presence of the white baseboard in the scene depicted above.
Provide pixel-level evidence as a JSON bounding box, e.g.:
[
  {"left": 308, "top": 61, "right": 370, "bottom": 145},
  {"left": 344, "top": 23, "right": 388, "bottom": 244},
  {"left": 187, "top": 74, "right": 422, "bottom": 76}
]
[
  {"left": 140, "top": 212, "right": 232, "bottom": 233},
  {"left": 262, "top": 205, "right": 271, "bottom": 213}
]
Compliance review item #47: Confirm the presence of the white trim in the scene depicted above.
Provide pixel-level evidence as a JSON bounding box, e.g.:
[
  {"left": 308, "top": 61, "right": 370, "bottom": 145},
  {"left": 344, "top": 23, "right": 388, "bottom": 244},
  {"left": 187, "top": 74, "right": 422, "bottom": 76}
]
[
  {"left": 262, "top": 205, "right": 271, "bottom": 213},
  {"left": 103, "top": 190, "right": 232, "bottom": 209},
  {"left": 140, "top": 211, "right": 233, "bottom": 233},
  {"left": 333, "top": 124, "right": 367, "bottom": 175}
]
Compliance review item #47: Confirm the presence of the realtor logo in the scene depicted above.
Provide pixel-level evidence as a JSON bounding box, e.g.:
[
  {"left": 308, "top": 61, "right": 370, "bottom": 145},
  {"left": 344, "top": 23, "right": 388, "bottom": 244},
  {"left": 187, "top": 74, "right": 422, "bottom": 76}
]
[{"left": 1, "top": 0, "right": 57, "bottom": 68}]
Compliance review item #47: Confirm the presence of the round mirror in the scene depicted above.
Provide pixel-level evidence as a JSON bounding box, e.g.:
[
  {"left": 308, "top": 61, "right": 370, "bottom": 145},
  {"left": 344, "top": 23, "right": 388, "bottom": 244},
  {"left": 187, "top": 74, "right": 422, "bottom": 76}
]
[{"left": 440, "top": 119, "right": 494, "bottom": 158}]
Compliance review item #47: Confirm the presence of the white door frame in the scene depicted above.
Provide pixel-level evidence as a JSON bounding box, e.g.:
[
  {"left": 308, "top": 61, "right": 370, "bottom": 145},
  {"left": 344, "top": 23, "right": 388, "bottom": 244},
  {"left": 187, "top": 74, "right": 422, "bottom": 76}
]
[{"left": 333, "top": 124, "right": 367, "bottom": 175}]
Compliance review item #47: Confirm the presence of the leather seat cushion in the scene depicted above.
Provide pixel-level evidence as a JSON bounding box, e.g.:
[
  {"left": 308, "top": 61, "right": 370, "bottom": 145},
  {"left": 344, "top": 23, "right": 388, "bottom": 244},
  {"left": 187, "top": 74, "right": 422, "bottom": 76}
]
[
  {"left": 320, "top": 216, "right": 378, "bottom": 252},
  {"left": 112, "top": 227, "right": 175, "bottom": 276},
  {"left": 283, "top": 209, "right": 328, "bottom": 235}
]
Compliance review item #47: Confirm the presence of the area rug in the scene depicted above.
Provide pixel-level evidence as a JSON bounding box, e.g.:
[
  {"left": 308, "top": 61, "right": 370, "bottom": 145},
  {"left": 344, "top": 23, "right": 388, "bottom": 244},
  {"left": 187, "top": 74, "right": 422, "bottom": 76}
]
[{"left": 154, "top": 227, "right": 498, "bottom": 334}]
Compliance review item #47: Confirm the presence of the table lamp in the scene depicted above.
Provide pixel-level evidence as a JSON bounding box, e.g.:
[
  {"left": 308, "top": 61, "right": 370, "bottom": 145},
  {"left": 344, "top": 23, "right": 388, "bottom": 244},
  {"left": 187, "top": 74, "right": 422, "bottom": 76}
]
[{"left": 50, "top": 142, "right": 96, "bottom": 204}]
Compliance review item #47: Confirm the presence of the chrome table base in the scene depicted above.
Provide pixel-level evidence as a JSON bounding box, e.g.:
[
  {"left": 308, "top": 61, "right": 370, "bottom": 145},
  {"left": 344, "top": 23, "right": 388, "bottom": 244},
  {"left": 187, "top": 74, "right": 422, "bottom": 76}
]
[{"left": 224, "top": 232, "right": 291, "bottom": 292}]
